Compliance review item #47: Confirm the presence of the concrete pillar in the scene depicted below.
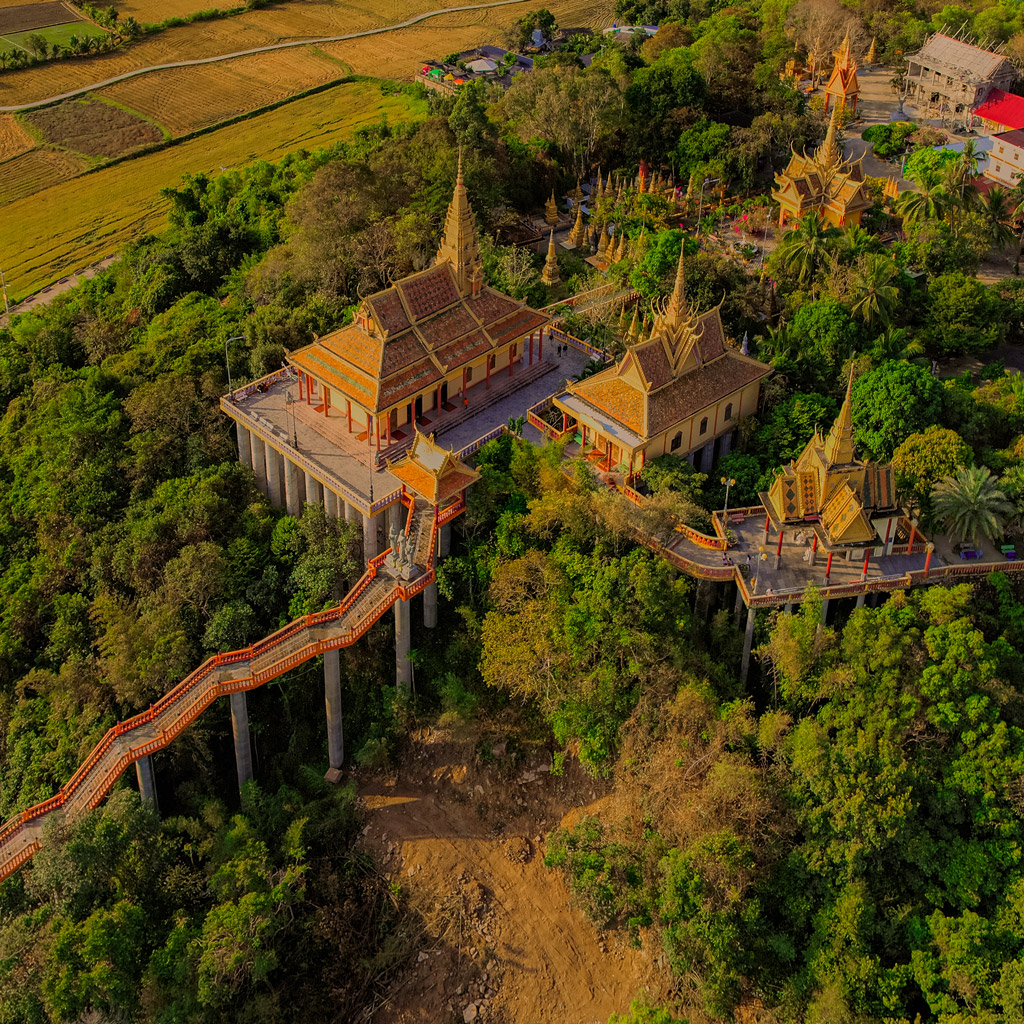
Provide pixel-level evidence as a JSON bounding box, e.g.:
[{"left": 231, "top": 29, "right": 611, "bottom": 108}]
[
  {"left": 856, "top": 593, "right": 866, "bottom": 608},
  {"left": 718, "top": 430, "right": 734, "bottom": 458},
  {"left": 135, "top": 755, "right": 157, "bottom": 808},
  {"left": 733, "top": 584, "right": 744, "bottom": 625},
  {"left": 785, "top": 602, "right": 793, "bottom": 614},
  {"left": 237, "top": 424, "right": 252, "bottom": 469},
  {"left": 250, "top": 434, "right": 268, "bottom": 495},
  {"left": 438, "top": 523, "right": 451, "bottom": 558},
  {"left": 395, "top": 598, "right": 412, "bottom": 692},
  {"left": 740, "top": 606, "right": 756, "bottom": 683},
  {"left": 363, "top": 512, "right": 380, "bottom": 559},
  {"left": 265, "top": 447, "right": 284, "bottom": 508},
  {"left": 821, "top": 598, "right": 830, "bottom": 624},
  {"left": 284, "top": 457, "right": 302, "bottom": 517},
  {"left": 345, "top": 501, "right": 361, "bottom": 527},
  {"left": 230, "top": 691, "right": 253, "bottom": 791},
  {"left": 305, "top": 472, "right": 324, "bottom": 506},
  {"left": 325, "top": 489, "right": 339, "bottom": 518},
  {"left": 700, "top": 440, "right": 715, "bottom": 473},
  {"left": 423, "top": 580, "right": 437, "bottom": 628},
  {"left": 324, "top": 648, "right": 344, "bottom": 780}
]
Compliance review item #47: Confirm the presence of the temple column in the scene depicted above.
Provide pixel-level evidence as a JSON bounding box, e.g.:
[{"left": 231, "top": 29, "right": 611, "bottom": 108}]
[
  {"left": 700, "top": 441, "right": 715, "bottom": 473},
  {"left": 250, "top": 434, "right": 268, "bottom": 496},
  {"left": 324, "top": 648, "right": 344, "bottom": 781},
  {"left": 395, "top": 598, "right": 412, "bottom": 692},
  {"left": 135, "top": 755, "right": 157, "bottom": 808},
  {"left": 438, "top": 523, "right": 452, "bottom": 558},
  {"left": 324, "top": 489, "right": 339, "bottom": 518},
  {"left": 305, "top": 472, "right": 324, "bottom": 506},
  {"left": 237, "top": 424, "right": 252, "bottom": 469},
  {"left": 230, "top": 691, "right": 253, "bottom": 791},
  {"left": 856, "top": 593, "right": 866, "bottom": 608},
  {"left": 774, "top": 529, "right": 784, "bottom": 570},
  {"left": 740, "top": 606, "right": 756, "bottom": 683},
  {"left": 810, "top": 535, "right": 818, "bottom": 566},
  {"left": 423, "top": 580, "right": 437, "bottom": 628},
  {"left": 284, "top": 457, "right": 302, "bottom": 517},
  {"left": 265, "top": 447, "right": 284, "bottom": 508},
  {"left": 363, "top": 512, "right": 380, "bottom": 559},
  {"left": 821, "top": 598, "right": 830, "bottom": 624}
]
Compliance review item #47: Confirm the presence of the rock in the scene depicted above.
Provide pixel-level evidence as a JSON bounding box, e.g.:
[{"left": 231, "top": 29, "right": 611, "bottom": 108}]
[
  {"left": 463, "top": 1004, "right": 478, "bottom": 1023},
  {"left": 492, "top": 741, "right": 507, "bottom": 757},
  {"left": 417, "top": 951, "right": 429, "bottom": 962},
  {"left": 474, "top": 785, "right": 484, "bottom": 798}
]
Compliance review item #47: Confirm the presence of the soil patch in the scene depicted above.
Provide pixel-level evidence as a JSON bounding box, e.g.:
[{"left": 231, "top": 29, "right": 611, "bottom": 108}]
[
  {"left": 353, "top": 724, "right": 666, "bottom": 1023},
  {"left": 0, "top": 1, "right": 80, "bottom": 34},
  {"left": 26, "top": 96, "right": 162, "bottom": 157}
]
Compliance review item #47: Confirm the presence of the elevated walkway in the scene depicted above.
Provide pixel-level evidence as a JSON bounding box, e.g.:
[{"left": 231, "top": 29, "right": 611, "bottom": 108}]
[{"left": 0, "top": 490, "right": 464, "bottom": 885}]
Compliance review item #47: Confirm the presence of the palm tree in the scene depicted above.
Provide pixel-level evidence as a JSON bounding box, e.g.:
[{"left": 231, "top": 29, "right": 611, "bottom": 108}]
[
  {"left": 761, "top": 323, "right": 799, "bottom": 362},
  {"left": 895, "top": 169, "right": 948, "bottom": 225},
  {"left": 834, "top": 224, "right": 881, "bottom": 264},
  {"left": 1008, "top": 177, "right": 1024, "bottom": 274},
  {"left": 982, "top": 186, "right": 1017, "bottom": 253},
  {"left": 850, "top": 254, "right": 900, "bottom": 329},
  {"left": 776, "top": 210, "right": 839, "bottom": 288},
  {"left": 870, "top": 326, "right": 924, "bottom": 362},
  {"left": 932, "top": 465, "right": 1014, "bottom": 546}
]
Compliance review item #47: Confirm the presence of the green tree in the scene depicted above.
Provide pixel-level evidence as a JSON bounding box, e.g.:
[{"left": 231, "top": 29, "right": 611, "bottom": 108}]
[
  {"left": 932, "top": 464, "right": 1014, "bottom": 545},
  {"left": 448, "top": 81, "right": 494, "bottom": 148},
  {"left": 851, "top": 360, "right": 944, "bottom": 461},
  {"left": 926, "top": 271, "right": 1004, "bottom": 357},
  {"left": 849, "top": 254, "right": 900, "bottom": 329},
  {"left": 891, "top": 425, "right": 973, "bottom": 514},
  {"left": 775, "top": 211, "right": 839, "bottom": 289}
]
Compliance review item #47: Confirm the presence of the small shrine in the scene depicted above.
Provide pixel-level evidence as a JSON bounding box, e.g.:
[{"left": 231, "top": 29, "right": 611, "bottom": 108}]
[
  {"left": 541, "top": 228, "right": 561, "bottom": 286},
  {"left": 823, "top": 31, "right": 859, "bottom": 113},
  {"left": 761, "top": 373, "right": 903, "bottom": 556},
  {"left": 771, "top": 103, "right": 872, "bottom": 228},
  {"left": 386, "top": 431, "right": 480, "bottom": 506}
]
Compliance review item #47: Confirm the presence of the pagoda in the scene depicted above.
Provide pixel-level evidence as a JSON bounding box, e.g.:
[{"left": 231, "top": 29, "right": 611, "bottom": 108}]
[
  {"left": 387, "top": 430, "right": 480, "bottom": 506},
  {"left": 286, "top": 153, "right": 549, "bottom": 454},
  {"left": 761, "top": 372, "right": 903, "bottom": 556},
  {"left": 552, "top": 243, "right": 770, "bottom": 477},
  {"left": 771, "top": 103, "right": 872, "bottom": 228},
  {"left": 823, "top": 31, "right": 859, "bottom": 114}
]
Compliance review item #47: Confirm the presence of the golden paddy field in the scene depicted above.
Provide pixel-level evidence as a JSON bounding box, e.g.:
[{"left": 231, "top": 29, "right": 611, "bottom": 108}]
[
  {"left": 0, "top": 112, "right": 33, "bottom": 159},
  {"left": 0, "top": 80, "right": 426, "bottom": 300}
]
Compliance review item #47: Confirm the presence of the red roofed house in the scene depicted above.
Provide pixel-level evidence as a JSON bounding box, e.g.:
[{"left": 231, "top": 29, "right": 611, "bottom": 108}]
[
  {"left": 985, "top": 128, "right": 1024, "bottom": 186},
  {"left": 552, "top": 246, "right": 771, "bottom": 478},
  {"left": 974, "top": 88, "right": 1024, "bottom": 133},
  {"left": 288, "top": 155, "right": 549, "bottom": 452}
]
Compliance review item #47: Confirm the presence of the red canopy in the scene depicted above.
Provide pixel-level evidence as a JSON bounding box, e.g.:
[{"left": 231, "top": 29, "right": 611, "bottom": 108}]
[{"left": 975, "top": 89, "right": 1024, "bottom": 130}]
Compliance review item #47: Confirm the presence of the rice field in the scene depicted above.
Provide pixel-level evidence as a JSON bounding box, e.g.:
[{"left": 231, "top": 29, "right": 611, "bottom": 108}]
[
  {"left": 112, "top": 0, "right": 239, "bottom": 22},
  {"left": 0, "top": 112, "right": 33, "bottom": 159},
  {"left": 100, "top": 44, "right": 346, "bottom": 135},
  {"left": 0, "top": 147, "right": 84, "bottom": 204},
  {"left": 26, "top": 95, "right": 163, "bottom": 157},
  {"left": 0, "top": 80, "right": 427, "bottom": 300}
]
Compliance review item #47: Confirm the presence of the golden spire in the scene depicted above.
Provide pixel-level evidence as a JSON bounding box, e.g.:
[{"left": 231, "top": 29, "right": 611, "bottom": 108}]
[
  {"left": 819, "top": 102, "right": 843, "bottom": 171},
  {"left": 436, "top": 147, "right": 482, "bottom": 297},
  {"left": 866, "top": 36, "right": 876, "bottom": 64},
  {"left": 823, "top": 367, "right": 856, "bottom": 465},
  {"left": 628, "top": 306, "right": 640, "bottom": 340},
  {"left": 568, "top": 201, "right": 585, "bottom": 247},
  {"left": 597, "top": 221, "right": 610, "bottom": 255},
  {"left": 545, "top": 189, "right": 558, "bottom": 226},
  {"left": 541, "top": 227, "right": 560, "bottom": 286},
  {"left": 613, "top": 230, "right": 627, "bottom": 263},
  {"left": 619, "top": 305, "right": 628, "bottom": 332},
  {"left": 664, "top": 238, "right": 687, "bottom": 323},
  {"left": 835, "top": 29, "right": 851, "bottom": 69}
]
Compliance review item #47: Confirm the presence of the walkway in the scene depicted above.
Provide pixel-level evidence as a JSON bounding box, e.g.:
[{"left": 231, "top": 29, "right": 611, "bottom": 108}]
[
  {"left": 0, "top": 491, "right": 465, "bottom": 884},
  {"left": 0, "top": 0, "right": 536, "bottom": 112}
]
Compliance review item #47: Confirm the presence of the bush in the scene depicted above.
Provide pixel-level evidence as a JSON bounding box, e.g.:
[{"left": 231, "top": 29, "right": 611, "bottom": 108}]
[{"left": 862, "top": 120, "right": 916, "bottom": 159}]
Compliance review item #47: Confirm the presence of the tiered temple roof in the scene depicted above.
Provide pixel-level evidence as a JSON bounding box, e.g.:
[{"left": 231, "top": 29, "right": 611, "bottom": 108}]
[
  {"left": 387, "top": 431, "right": 480, "bottom": 504},
  {"left": 558, "top": 246, "right": 770, "bottom": 443},
  {"left": 772, "top": 104, "right": 872, "bottom": 228},
  {"left": 823, "top": 32, "right": 859, "bottom": 112},
  {"left": 762, "top": 374, "right": 900, "bottom": 547},
  {"left": 289, "top": 155, "right": 548, "bottom": 415}
]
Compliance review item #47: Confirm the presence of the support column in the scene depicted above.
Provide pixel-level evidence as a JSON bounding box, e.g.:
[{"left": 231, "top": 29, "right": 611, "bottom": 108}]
[
  {"left": 423, "top": 580, "right": 437, "bottom": 628},
  {"left": 324, "top": 489, "right": 339, "bottom": 518},
  {"left": 324, "top": 648, "right": 344, "bottom": 782},
  {"left": 774, "top": 529, "right": 784, "bottom": 570},
  {"left": 733, "top": 585, "right": 744, "bottom": 625},
  {"left": 700, "top": 440, "right": 715, "bottom": 473},
  {"left": 438, "top": 523, "right": 452, "bottom": 558},
  {"left": 135, "top": 755, "right": 157, "bottom": 808},
  {"left": 856, "top": 593, "right": 866, "bottom": 608},
  {"left": 821, "top": 598, "right": 830, "bottom": 624},
  {"left": 265, "top": 447, "right": 284, "bottom": 508},
  {"left": 230, "top": 691, "right": 253, "bottom": 792},
  {"left": 305, "top": 471, "right": 324, "bottom": 506},
  {"left": 395, "top": 598, "right": 412, "bottom": 692},
  {"left": 785, "top": 602, "right": 794, "bottom": 614},
  {"left": 284, "top": 457, "right": 302, "bottom": 517},
  {"left": 363, "top": 512, "right": 380, "bottom": 559},
  {"left": 250, "top": 434, "right": 268, "bottom": 496},
  {"left": 237, "top": 424, "right": 252, "bottom": 469},
  {"left": 740, "top": 606, "right": 756, "bottom": 684},
  {"left": 718, "top": 430, "right": 733, "bottom": 458}
]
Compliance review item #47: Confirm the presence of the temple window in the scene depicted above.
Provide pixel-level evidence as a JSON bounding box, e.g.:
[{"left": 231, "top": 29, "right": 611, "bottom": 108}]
[
  {"left": 466, "top": 366, "right": 474, "bottom": 381},
  {"left": 699, "top": 416, "right": 709, "bottom": 436},
  {"left": 724, "top": 402, "right": 733, "bottom": 421},
  {"left": 670, "top": 432, "right": 683, "bottom": 452}
]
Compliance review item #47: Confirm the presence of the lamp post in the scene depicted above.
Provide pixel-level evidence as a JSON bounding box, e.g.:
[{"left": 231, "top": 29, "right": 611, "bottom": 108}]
[
  {"left": 697, "top": 177, "right": 719, "bottom": 237},
  {"left": 721, "top": 476, "right": 736, "bottom": 519},
  {"left": 752, "top": 545, "right": 767, "bottom": 593},
  {"left": 285, "top": 391, "right": 298, "bottom": 450},
  {"left": 223, "top": 334, "right": 244, "bottom": 395}
]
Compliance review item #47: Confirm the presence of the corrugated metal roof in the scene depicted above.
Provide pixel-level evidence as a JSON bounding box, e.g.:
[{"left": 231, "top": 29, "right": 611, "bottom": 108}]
[{"left": 910, "top": 33, "right": 1007, "bottom": 81}]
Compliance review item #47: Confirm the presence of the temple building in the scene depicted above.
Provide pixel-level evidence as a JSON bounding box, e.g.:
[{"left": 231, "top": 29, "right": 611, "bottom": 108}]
[
  {"left": 552, "top": 245, "right": 770, "bottom": 476},
  {"left": 287, "top": 156, "right": 549, "bottom": 455},
  {"left": 823, "top": 32, "right": 859, "bottom": 113},
  {"left": 761, "top": 374, "right": 903, "bottom": 560},
  {"left": 906, "top": 33, "right": 1016, "bottom": 119},
  {"left": 772, "top": 104, "right": 872, "bottom": 228},
  {"left": 387, "top": 430, "right": 480, "bottom": 506}
]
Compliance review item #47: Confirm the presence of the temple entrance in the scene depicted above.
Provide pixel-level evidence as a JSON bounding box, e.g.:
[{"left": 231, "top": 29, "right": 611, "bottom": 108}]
[
  {"left": 441, "top": 382, "right": 448, "bottom": 406},
  {"left": 414, "top": 395, "right": 424, "bottom": 424}
]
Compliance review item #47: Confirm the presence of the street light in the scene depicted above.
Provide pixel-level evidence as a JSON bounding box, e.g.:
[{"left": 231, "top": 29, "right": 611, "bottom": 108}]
[
  {"left": 721, "top": 476, "right": 736, "bottom": 518},
  {"left": 285, "top": 391, "right": 298, "bottom": 450},
  {"left": 696, "top": 177, "right": 719, "bottom": 237},
  {"left": 223, "top": 334, "right": 244, "bottom": 394},
  {"left": 752, "top": 546, "right": 768, "bottom": 593}
]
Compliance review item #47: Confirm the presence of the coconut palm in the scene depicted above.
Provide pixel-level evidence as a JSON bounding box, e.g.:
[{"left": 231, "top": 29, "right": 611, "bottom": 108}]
[
  {"left": 932, "top": 465, "right": 1014, "bottom": 546},
  {"left": 849, "top": 254, "right": 900, "bottom": 329},
  {"left": 1008, "top": 177, "right": 1024, "bottom": 274},
  {"left": 870, "top": 326, "right": 924, "bottom": 362},
  {"left": 776, "top": 210, "right": 839, "bottom": 288},
  {"left": 895, "top": 169, "right": 948, "bottom": 225},
  {"left": 982, "top": 185, "right": 1017, "bottom": 251},
  {"left": 834, "top": 224, "right": 881, "bottom": 264}
]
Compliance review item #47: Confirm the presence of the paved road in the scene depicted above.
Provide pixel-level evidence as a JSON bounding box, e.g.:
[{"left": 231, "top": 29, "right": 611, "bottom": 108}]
[
  {"left": 0, "top": 0, "right": 533, "bottom": 112},
  {"left": 0, "top": 256, "right": 118, "bottom": 326}
]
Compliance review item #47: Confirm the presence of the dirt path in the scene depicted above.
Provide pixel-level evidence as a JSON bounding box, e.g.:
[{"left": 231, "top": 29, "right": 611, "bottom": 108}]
[
  {"left": 0, "top": 0, "right": 534, "bottom": 112},
  {"left": 356, "top": 740, "right": 659, "bottom": 1023}
]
